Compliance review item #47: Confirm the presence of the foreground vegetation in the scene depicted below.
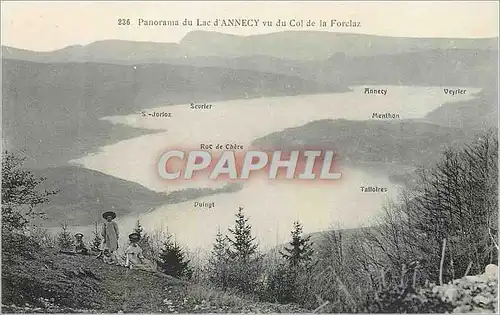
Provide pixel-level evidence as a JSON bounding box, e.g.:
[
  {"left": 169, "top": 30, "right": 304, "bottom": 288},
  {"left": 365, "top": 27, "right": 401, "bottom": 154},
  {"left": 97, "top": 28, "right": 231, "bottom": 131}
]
[
  {"left": 192, "top": 132, "right": 497, "bottom": 313},
  {"left": 2, "top": 132, "right": 498, "bottom": 313},
  {"left": 1, "top": 236, "right": 305, "bottom": 313}
]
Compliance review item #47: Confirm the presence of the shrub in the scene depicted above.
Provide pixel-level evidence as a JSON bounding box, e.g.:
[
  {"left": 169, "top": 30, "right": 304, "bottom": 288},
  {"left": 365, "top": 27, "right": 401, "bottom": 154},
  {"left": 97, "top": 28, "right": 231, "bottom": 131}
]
[
  {"left": 157, "top": 237, "right": 192, "bottom": 279},
  {"left": 56, "top": 223, "right": 74, "bottom": 251},
  {"left": 363, "top": 283, "right": 454, "bottom": 313},
  {"left": 1, "top": 151, "right": 57, "bottom": 231},
  {"left": 90, "top": 221, "right": 102, "bottom": 252}
]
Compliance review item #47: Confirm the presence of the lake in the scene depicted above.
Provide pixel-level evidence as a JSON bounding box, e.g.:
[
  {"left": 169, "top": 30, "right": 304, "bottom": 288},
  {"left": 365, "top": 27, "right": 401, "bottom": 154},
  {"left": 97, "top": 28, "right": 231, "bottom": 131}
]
[{"left": 70, "top": 85, "right": 480, "bottom": 250}]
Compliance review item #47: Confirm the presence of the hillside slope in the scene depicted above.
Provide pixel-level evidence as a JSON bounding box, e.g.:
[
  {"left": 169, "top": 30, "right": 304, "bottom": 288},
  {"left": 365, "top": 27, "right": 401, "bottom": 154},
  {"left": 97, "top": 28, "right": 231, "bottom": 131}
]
[
  {"left": 425, "top": 85, "right": 498, "bottom": 130},
  {"left": 30, "top": 166, "right": 242, "bottom": 228},
  {"left": 49, "top": 48, "right": 495, "bottom": 87},
  {"left": 1, "top": 237, "right": 305, "bottom": 313},
  {"left": 30, "top": 166, "right": 168, "bottom": 227},
  {"left": 328, "top": 49, "right": 498, "bottom": 86},
  {"left": 252, "top": 119, "right": 477, "bottom": 169},
  {"left": 4, "top": 39, "right": 497, "bottom": 88},
  {"left": 2, "top": 59, "right": 345, "bottom": 168}
]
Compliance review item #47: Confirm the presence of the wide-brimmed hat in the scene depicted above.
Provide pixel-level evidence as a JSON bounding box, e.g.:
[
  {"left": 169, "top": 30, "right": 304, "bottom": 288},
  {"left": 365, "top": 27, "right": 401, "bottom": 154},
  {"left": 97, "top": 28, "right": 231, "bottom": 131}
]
[
  {"left": 102, "top": 211, "right": 116, "bottom": 219},
  {"left": 74, "top": 233, "right": 84, "bottom": 238},
  {"left": 128, "top": 233, "right": 141, "bottom": 242}
]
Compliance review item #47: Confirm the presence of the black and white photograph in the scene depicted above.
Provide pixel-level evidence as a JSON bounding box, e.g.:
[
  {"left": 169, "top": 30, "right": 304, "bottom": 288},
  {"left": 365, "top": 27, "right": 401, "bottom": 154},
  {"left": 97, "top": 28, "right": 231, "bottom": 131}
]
[{"left": 1, "top": 1, "right": 499, "bottom": 313}]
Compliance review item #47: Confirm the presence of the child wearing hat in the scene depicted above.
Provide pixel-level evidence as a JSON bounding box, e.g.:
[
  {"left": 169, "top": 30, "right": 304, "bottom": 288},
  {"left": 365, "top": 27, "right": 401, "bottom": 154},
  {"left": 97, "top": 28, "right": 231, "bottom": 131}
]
[
  {"left": 125, "top": 233, "right": 154, "bottom": 271},
  {"left": 74, "top": 233, "right": 88, "bottom": 255},
  {"left": 101, "top": 211, "right": 119, "bottom": 264}
]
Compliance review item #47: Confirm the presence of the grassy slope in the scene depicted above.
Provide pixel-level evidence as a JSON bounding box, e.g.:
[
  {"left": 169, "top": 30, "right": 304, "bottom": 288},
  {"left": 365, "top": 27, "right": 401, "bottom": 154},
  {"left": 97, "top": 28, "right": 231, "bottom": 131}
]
[{"left": 1, "top": 239, "right": 305, "bottom": 313}]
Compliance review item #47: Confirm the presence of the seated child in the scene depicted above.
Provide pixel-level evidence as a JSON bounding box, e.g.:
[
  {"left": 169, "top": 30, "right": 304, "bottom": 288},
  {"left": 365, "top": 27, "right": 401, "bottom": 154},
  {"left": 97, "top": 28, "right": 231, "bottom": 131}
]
[
  {"left": 125, "top": 233, "right": 154, "bottom": 271},
  {"left": 74, "top": 233, "right": 88, "bottom": 255}
]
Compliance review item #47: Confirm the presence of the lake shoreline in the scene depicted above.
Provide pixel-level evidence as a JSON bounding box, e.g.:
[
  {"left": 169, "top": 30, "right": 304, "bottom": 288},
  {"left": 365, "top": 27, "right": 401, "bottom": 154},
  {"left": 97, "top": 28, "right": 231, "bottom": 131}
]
[{"left": 67, "top": 85, "right": 480, "bottom": 250}]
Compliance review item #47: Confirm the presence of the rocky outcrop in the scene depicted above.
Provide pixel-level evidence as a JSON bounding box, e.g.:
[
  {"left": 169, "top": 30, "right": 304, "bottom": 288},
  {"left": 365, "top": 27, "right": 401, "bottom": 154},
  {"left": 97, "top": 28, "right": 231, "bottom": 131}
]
[{"left": 427, "top": 264, "right": 498, "bottom": 313}]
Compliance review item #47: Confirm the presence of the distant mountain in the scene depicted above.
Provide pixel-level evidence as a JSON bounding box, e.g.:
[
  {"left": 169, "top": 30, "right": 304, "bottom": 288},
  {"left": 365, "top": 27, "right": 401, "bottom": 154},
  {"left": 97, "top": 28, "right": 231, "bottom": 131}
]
[
  {"left": 326, "top": 49, "right": 498, "bottom": 87},
  {"left": 252, "top": 119, "right": 479, "bottom": 170},
  {"left": 4, "top": 31, "right": 496, "bottom": 88},
  {"left": 179, "top": 31, "right": 498, "bottom": 60},
  {"left": 2, "top": 59, "right": 346, "bottom": 168},
  {"left": 2, "top": 40, "right": 183, "bottom": 64},
  {"left": 31, "top": 166, "right": 243, "bottom": 227},
  {"left": 3, "top": 31, "right": 498, "bottom": 63},
  {"left": 6, "top": 47, "right": 495, "bottom": 87},
  {"left": 190, "top": 49, "right": 498, "bottom": 87}
]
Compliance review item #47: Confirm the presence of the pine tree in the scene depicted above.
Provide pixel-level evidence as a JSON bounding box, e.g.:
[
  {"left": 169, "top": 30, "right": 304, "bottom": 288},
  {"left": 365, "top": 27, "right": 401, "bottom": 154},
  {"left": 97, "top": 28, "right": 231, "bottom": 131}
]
[
  {"left": 157, "top": 237, "right": 192, "bottom": 279},
  {"left": 208, "top": 229, "right": 231, "bottom": 290},
  {"left": 90, "top": 221, "right": 102, "bottom": 252},
  {"left": 226, "top": 207, "right": 261, "bottom": 293},
  {"left": 134, "top": 220, "right": 155, "bottom": 263},
  {"left": 265, "top": 221, "right": 315, "bottom": 303},
  {"left": 57, "top": 222, "right": 74, "bottom": 251},
  {"left": 281, "top": 221, "right": 314, "bottom": 268},
  {"left": 227, "top": 207, "right": 258, "bottom": 262}
]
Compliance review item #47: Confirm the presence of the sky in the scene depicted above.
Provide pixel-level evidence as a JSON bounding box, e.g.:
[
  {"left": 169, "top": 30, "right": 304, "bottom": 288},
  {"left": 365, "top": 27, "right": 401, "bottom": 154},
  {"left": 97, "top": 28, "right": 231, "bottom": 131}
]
[{"left": 1, "top": 1, "right": 499, "bottom": 51}]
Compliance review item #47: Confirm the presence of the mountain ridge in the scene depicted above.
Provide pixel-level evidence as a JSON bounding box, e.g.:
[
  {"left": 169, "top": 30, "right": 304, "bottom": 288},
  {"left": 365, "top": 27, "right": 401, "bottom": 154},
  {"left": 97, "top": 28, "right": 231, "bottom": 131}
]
[{"left": 3, "top": 30, "right": 498, "bottom": 62}]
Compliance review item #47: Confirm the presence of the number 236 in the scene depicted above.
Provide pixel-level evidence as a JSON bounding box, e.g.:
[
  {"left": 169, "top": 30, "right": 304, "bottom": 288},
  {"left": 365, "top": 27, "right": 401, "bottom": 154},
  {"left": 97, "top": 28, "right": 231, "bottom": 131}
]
[{"left": 118, "top": 19, "right": 131, "bottom": 26}]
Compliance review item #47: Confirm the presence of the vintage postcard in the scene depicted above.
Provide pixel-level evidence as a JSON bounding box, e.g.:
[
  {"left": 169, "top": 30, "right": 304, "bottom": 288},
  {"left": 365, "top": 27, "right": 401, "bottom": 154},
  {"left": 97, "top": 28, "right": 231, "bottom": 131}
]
[{"left": 1, "top": 1, "right": 499, "bottom": 313}]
